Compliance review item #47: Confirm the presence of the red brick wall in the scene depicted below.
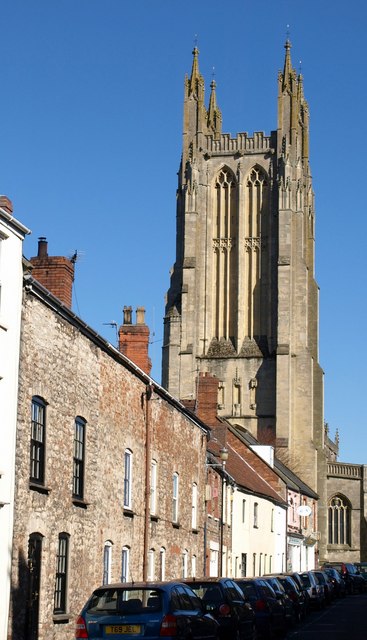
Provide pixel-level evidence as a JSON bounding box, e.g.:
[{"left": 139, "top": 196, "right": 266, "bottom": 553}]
[
  {"left": 30, "top": 256, "right": 74, "bottom": 307},
  {"left": 118, "top": 324, "right": 152, "bottom": 375}
]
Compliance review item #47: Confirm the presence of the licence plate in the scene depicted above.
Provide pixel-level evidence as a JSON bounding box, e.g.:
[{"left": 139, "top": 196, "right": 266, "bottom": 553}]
[{"left": 105, "top": 625, "right": 141, "bottom": 635}]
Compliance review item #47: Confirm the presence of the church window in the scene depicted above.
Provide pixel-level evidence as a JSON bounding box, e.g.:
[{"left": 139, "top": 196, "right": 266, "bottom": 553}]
[
  {"left": 328, "top": 495, "right": 351, "bottom": 545},
  {"left": 212, "top": 167, "right": 238, "bottom": 341},
  {"left": 244, "top": 165, "right": 269, "bottom": 338}
]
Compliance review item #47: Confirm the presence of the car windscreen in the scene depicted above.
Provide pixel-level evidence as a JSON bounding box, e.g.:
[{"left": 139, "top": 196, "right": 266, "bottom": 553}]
[
  {"left": 86, "top": 588, "right": 162, "bottom": 614},
  {"left": 237, "top": 582, "right": 257, "bottom": 598},
  {"left": 299, "top": 574, "right": 311, "bottom": 587},
  {"left": 188, "top": 583, "right": 223, "bottom": 605}
]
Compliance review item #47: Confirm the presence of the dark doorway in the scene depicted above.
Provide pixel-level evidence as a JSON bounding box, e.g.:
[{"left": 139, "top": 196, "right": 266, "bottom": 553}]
[{"left": 27, "top": 533, "right": 42, "bottom": 640}]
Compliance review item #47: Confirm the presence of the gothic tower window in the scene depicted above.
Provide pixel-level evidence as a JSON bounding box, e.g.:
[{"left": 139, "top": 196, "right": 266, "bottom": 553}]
[
  {"left": 244, "top": 165, "right": 269, "bottom": 338},
  {"left": 328, "top": 495, "right": 351, "bottom": 545},
  {"left": 212, "top": 167, "right": 238, "bottom": 341}
]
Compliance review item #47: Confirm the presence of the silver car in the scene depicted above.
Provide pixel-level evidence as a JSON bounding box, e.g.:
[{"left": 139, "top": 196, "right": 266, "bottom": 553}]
[{"left": 298, "top": 571, "right": 325, "bottom": 609}]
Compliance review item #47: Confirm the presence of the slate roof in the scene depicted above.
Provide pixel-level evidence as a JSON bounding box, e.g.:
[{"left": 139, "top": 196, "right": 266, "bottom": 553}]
[
  {"left": 229, "top": 424, "right": 318, "bottom": 500},
  {"left": 208, "top": 438, "right": 287, "bottom": 506}
]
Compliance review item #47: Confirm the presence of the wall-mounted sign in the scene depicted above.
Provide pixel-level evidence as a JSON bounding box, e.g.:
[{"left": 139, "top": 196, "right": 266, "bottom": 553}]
[{"left": 297, "top": 505, "right": 312, "bottom": 516}]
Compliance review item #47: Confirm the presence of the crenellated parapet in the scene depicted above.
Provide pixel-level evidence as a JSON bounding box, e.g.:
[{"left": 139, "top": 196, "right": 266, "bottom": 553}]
[{"left": 204, "top": 131, "right": 274, "bottom": 155}]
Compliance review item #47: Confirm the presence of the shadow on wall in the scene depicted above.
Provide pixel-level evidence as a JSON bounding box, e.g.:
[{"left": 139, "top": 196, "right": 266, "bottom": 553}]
[{"left": 10, "top": 547, "right": 30, "bottom": 640}]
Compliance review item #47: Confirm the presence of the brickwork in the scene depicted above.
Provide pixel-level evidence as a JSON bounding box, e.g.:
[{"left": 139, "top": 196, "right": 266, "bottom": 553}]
[
  {"left": 29, "top": 238, "right": 74, "bottom": 308},
  {"left": 9, "top": 285, "right": 208, "bottom": 640},
  {"left": 118, "top": 306, "right": 152, "bottom": 375}
]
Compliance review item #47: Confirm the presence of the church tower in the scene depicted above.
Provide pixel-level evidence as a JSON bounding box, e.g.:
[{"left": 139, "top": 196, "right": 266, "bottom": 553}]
[{"left": 162, "top": 42, "right": 325, "bottom": 493}]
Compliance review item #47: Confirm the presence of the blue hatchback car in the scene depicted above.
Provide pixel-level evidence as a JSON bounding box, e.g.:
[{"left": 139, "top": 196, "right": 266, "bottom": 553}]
[{"left": 75, "top": 581, "right": 220, "bottom": 639}]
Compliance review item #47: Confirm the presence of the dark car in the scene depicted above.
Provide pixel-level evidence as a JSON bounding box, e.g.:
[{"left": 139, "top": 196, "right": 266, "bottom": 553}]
[
  {"left": 75, "top": 581, "right": 220, "bottom": 639},
  {"left": 298, "top": 570, "right": 325, "bottom": 609},
  {"left": 278, "top": 573, "right": 310, "bottom": 616},
  {"left": 355, "top": 562, "right": 367, "bottom": 585},
  {"left": 263, "top": 576, "right": 299, "bottom": 626},
  {"left": 235, "top": 577, "right": 287, "bottom": 638},
  {"left": 322, "top": 562, "right": 366, "bottom": 594},
  {"left": 323, "top": 567, "right": 346, "bottom": 598},
  {"left": 311, "top": 570, "right": 333, "bottom": 604},
  {"left": 183, "top": 577, "right": 256, "bottom": 640}
]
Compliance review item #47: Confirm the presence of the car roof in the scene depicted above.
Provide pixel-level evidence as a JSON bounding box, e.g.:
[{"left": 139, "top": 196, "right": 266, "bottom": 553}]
[
  {"left": 93, "top": 581, "right": 184, "bottom": 590},
  {"left": 181, "top": 577, "right": 228, "bottom": 583}
]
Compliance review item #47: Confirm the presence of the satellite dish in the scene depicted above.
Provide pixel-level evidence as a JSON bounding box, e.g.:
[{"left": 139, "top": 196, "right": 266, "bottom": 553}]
[{"left": 297, "top": 505, "right": 312, "bottom": 516}]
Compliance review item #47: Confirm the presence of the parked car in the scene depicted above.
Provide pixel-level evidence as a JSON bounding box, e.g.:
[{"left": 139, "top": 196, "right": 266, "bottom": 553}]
[
  {"left": 262, "top": 576, "right": 296, "bottom": 627},
  {"left": 235, "top": 577, "right": 287, "bottom": 638},
  {"left": 183, "top": 577, "right": 256, "bottom": 640},
  {"left": 311, "top": 570, "right": 333, "bottom": 604},
  {"left": 323, "top": 567, "right": 346, "bottom": 598},
  {"left": 355, "top": 562, "right": 367, "bottom": 585},
  {"left": 321, "top": 562, "right": 366, "bottom": 594},
  {"left": 75, "top": 581, "right": 220, "bottom": 639},
  {"left": 265, "top": 574, "right": 307, "bottom": 624},
  {"left": 298, "top": 570, "right": 325, "bottom": 609},
  {"left": 276, "top": 573, "right": 310, "bottom": 616}
]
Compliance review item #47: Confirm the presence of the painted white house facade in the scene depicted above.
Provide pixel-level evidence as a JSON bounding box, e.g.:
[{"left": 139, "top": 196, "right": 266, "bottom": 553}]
[
  {"left": 0, "top": 197, "right": 30, "bottom": 640},
  {"left": 231, "top": 487, "right": 287, "bottom": 578}
]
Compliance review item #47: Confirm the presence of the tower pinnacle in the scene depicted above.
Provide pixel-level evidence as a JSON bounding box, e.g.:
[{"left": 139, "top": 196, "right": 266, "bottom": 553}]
[
  {"left": 207, "top": 78, "right": 222, "bottom": 136},
  {"left": 282, "top": 38, "right": 293, "bottom": 90},
  {"left": 189, "top": 46, "right": 202, "bottom": 97}
]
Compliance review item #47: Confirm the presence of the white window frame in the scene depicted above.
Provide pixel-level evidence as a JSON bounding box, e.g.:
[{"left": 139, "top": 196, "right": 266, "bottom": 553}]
[
  {"left": 172, "top": 473, "right": 179, "bottom": 523},
  {"left": 182, "top": 549, "right": 188, "bottom": 578},
  {"left": 121, "top": 546, "right": 130, "bottom": 583},
  {"left": 191, "top": 482, "right": 197, "bottom": 530},
  {"left": 124, "top": 449, "right": 133, "bottom": 509},
  {"left": 242, "top": 499, "right": 246, "bottom": 524},
  {"left": 192, "top": 554, "right": 197, "bottom": 578},
  {"left": 148, "top": 548, "right": 155, "bottom": 581},
  {"left": 159, "top": 547, "right": 166, "bottom": 581},
  {"left": 150, "top": 460, "right": 157, "bottom": 515},
  {"left": 253, "top": 502, "right": 258, "bottom": 528},
  {"left": 103, "top": 541, "right": 113, "bottom": 585}
]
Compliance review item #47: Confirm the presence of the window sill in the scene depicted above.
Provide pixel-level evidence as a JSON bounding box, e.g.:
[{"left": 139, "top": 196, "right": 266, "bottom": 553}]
[
  {"left": 53, "top": 613, "right": 71, "bottom": 624},
  {"left": 192, "top": 528, "right": 199, "bottom": 534},
  {"left": 123, "top": 508, "right": 134, "bottom": 518},
  {"left": 72, "top": 498, "right": 89, "bottom": 508},
  {"left": 172, "top": 521, "right": 180, "bottom": 529},
  {"left": 150, "top": 514, "right": 159, "bottom": 522},
  {"left": 29, "top": 482, "right": 51, "bottom": 495}
]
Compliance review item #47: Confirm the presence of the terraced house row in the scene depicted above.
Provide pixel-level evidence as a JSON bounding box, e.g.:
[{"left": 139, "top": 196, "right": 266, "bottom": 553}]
[{"left": 2, "top": 213, "right": 317, "bottom": 640}]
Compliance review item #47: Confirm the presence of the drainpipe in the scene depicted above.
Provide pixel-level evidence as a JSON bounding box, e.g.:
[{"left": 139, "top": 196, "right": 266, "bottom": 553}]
[{"left": 143, "top": 383, "right": 153, "bottom": 581}]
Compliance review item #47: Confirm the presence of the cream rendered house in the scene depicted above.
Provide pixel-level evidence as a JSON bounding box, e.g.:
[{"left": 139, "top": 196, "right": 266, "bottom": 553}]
[
  {"left": 232, "top": 488, "right": 287, "bottom": 577},
  {"left": 226, "top": 444, "right": 287, "bottom": 578}
]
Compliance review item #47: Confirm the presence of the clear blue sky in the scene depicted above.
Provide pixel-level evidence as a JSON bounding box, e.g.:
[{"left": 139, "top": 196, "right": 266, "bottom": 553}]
[{"left": 1, "top": 1, "right": 366, "bottom": 464}]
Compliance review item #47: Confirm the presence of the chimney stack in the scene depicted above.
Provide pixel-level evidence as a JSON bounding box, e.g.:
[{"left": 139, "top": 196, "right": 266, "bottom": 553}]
[
  {"left": 29, "top": 237, "right": 75, "bottom": 308},
  {"left": 118, "top": 306, "right": 152, "bottom": 375},
  {"left": 196, "top": 372, "right": 220, "bottom": 424},
  {"left": 0, "top": 195, "right": 13, "bottom": 214}
]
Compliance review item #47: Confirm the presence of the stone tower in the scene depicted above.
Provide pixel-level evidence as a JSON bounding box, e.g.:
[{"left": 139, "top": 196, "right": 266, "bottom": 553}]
[{"left": 162, "top": 42, "right": 325, "bottom": 494}]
